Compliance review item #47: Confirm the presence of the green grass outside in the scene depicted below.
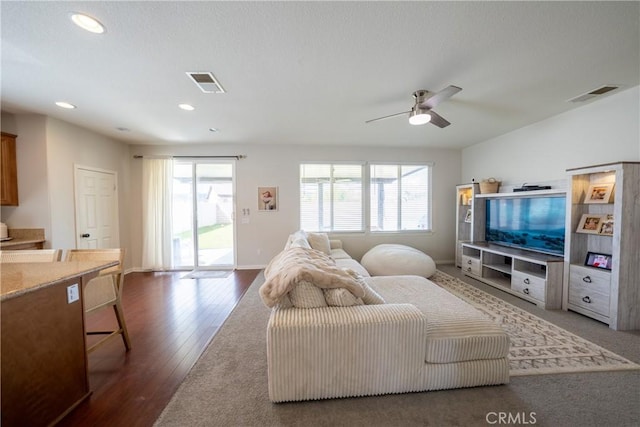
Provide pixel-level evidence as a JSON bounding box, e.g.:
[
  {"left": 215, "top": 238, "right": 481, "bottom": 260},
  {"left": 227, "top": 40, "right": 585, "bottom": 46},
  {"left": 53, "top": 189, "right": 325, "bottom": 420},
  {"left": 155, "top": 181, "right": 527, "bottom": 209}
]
[{"left": 177, "top": 223, "right": 233, "bottom": 249}]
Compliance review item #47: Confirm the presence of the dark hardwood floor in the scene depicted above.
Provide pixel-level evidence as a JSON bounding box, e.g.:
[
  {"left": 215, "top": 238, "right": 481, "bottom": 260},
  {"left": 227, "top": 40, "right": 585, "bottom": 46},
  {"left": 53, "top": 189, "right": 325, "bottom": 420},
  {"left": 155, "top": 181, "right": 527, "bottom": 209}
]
[{"left": 57, "top": 269, "right": 260, "bottom": 427}]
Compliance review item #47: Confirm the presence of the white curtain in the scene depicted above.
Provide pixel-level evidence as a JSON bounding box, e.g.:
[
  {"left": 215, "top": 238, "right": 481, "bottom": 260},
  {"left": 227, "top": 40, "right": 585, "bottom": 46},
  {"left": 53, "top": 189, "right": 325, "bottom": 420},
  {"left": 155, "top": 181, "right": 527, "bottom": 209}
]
[{"left": 141, "top": 158, "right": 173, "bottom": 270}]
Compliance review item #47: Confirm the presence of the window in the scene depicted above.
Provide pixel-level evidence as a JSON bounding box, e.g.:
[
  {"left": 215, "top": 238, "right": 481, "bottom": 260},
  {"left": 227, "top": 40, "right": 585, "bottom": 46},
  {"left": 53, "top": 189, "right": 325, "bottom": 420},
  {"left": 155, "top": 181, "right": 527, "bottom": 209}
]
[
  {"left": 299, "top": 162, "right": 432, "bottom": 233},
  {"left": 370, "top": 164, "right": 432, "bottom": 232},
  {"left": 300, "top": 163, "right": 363, "bottom": 232}
]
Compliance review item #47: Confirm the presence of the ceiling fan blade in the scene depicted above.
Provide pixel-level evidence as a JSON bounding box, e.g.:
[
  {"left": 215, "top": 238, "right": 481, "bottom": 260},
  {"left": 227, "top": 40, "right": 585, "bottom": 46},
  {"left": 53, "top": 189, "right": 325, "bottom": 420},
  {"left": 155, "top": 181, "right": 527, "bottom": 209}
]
[
  {"left": 426, "top": 110, "right": 451, "bottom": 128},
  {"left": 420, "top": 85, "right": 462, "bottom": 109},
  {"left": 365, "top": 110, "right": 411, "bottom": 124}
]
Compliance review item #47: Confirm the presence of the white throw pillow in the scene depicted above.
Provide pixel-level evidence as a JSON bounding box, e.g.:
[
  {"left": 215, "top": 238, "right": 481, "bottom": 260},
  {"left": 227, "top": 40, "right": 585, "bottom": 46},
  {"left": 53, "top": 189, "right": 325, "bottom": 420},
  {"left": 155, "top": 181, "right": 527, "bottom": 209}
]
[
  {"left": 289, "top": 237, "right": 311, "bottom": 249},
  {"left": 306, "top": 232, "right": 331, "bottom": 255},
  {"left": 324, "top": 288, "right": 364, "bottom": 307},
  {"left": 285, "top": 230, "right": 310, "bottom": 250},
  {"left": 289, "top": 281, "right": 327, "bottom": 308}
]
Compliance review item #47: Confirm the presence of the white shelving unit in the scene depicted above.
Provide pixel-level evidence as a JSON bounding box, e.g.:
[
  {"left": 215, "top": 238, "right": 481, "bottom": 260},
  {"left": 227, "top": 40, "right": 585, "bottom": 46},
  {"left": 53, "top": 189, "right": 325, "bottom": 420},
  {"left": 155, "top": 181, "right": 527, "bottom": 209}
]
[
  {"left": 454, "top": 183, "right": 479, "bottom": 267},
  {"left": 462, "top": 242, "right": 564, "bottom": 309},
  {"left": 564, "top": 161, "right": 640, "bottom": 330}
]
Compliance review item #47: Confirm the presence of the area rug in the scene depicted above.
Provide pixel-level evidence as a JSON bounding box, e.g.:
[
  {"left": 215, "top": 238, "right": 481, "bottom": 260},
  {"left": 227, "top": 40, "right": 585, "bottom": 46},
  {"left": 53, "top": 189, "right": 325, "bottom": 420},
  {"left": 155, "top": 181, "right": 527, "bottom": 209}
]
[
  {"left": 181, "top": 270, "right": 232, "bottom": 279},
  {"left": 154, "top": 270, "right": 639, "bottom": 427},
  {"left": 429, "top": 270, "right": 639, "bottom": 376}
]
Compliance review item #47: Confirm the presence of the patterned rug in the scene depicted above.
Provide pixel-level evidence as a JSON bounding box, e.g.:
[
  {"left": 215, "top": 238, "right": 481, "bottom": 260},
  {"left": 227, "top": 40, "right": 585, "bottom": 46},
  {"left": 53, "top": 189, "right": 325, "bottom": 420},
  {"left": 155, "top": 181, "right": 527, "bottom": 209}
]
[{"left": 429, "top": 270, "right": 639, "bottom": 376}]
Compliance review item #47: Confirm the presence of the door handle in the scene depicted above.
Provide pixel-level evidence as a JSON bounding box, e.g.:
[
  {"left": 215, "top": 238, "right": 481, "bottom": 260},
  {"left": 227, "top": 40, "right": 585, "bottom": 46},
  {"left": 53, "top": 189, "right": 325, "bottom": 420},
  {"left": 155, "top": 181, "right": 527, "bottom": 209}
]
[{"left": 81, "top": 233, "right": 90, "bottom": 238}]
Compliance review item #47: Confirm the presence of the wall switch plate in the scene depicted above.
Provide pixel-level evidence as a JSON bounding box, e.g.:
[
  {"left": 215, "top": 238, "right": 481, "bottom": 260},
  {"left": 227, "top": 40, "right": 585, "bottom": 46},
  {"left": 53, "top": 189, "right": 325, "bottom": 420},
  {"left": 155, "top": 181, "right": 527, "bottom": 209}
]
[{"left": 67, "top": 283, "right": 79, "bottom": 303}]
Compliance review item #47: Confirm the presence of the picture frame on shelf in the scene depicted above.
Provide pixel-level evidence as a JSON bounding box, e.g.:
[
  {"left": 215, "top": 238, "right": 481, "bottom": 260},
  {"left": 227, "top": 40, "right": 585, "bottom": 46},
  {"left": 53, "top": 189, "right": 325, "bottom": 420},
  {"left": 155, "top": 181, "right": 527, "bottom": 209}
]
[
  {"left": 598, "top": 214, "right": 614, "bottom": 236},
  {"left": 576, "top": 213, "right": 604, "bottom": 234},
  {"left": 258, "top": 186, "right": 278, "bottom": 211},
  {"left": 584, "top": 251, "right": 612, "bottom": 270},
  {"left": 585, "top": 183, "right": 614, "bottom": 204},
  {"left": 464, "top": 209, "right": 472, "bottom": 223}
]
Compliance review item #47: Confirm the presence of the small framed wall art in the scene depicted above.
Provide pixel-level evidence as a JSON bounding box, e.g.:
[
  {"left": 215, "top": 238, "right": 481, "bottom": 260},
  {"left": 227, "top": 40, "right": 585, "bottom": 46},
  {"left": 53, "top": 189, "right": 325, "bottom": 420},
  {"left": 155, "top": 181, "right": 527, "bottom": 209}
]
[
  {"left": 585, "top": 183, "right": 614, "bottom": 204},
  {"left": 258, "top": 186, "right": 278, "bottom": 211},
  {"left": 576, "top": 214, "right": 604, "bottom": 234},
  {"left": 584, "top": 251, "right": 612, "bottom": 270}
]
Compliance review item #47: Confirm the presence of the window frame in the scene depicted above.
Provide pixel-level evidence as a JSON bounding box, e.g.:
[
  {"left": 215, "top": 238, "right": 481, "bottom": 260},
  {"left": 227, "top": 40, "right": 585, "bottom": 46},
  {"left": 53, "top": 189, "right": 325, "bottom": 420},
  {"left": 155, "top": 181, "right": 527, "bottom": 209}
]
[
  {"left": 298, "top": 161, "right": 433, "bottom": 234},
  {"left": 368, "top": 162, "right": 434, "bottom": 233},
  {"left": 299, "top": 162, "right": 365, "bottom": 233}
]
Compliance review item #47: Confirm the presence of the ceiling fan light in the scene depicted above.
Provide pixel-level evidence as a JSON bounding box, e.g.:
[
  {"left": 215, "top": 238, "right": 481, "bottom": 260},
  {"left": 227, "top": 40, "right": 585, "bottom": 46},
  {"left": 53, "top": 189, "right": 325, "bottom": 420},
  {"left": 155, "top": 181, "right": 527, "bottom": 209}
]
[
  {"left": 70, "top": 13, "right": 105, "bottom": 34},
  {"left": 409, "top": 109, "right": 431, "bottom": 125}
]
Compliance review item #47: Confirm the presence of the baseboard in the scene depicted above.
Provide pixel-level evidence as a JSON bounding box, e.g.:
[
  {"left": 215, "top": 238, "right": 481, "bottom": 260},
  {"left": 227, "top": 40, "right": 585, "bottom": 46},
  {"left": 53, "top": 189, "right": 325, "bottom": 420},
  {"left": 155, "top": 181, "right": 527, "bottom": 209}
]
[
  {"left": 125, "top": 265, "right": 267, "bottom": 274},
  {"left": 236, "top": 264, "right": 267, "bottom": 270}
]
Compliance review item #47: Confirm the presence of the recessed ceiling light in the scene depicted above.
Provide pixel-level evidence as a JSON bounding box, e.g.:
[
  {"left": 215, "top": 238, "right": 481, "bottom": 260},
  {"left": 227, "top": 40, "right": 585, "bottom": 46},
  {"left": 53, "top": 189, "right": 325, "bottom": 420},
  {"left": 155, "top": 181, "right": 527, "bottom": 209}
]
[
  {"left": 70, "top": 13, "right": 105, "bottom": 34},
  {"left": 116, "top": 127, "right": 130, "bottom": 132},
  {"left": 178, "top": 103, "right": 195, "bottom": 111},
  {"left": 209, "top": 128, "right": 218, "bottom": 132},
  {"left": 55, "top": 101, "right": 76, "bottom": 109}
]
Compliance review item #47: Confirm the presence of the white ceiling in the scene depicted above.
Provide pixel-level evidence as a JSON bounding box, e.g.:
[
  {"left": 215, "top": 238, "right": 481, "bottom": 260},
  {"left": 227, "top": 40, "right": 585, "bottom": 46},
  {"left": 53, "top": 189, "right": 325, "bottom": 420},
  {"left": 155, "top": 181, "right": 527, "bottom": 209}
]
[{"left": 1, "top": 1, "right": 638, "bottom": 149}]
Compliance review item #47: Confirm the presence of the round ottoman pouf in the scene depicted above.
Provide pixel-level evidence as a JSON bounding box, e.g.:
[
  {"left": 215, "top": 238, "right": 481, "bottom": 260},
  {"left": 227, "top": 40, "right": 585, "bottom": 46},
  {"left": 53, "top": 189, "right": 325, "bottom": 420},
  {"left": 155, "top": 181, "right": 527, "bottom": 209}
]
[{"left": 361, "top": 244, "right": 436, "bottom": 278}]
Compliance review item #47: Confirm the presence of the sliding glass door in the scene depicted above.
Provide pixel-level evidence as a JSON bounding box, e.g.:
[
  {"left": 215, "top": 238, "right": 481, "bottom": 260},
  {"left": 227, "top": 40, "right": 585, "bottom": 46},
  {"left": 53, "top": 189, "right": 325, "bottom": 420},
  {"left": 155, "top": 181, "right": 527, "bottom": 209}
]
[{"left": 171, "top": 160, "right": 235, "bottom": 269}]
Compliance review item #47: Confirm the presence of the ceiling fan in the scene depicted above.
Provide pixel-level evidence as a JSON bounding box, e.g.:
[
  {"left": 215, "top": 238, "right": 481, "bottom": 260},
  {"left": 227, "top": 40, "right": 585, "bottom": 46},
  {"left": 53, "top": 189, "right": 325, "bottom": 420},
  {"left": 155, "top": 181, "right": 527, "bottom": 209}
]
[{"left": 366, "top": 85, "right": 462, "bottom": 128}]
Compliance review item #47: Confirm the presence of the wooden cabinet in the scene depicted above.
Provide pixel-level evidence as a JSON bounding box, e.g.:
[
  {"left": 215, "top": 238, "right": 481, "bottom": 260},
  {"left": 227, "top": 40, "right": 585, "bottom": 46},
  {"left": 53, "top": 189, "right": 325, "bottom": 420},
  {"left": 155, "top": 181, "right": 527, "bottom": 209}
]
[
  {"left": 461, "top": 242, "right": 564, "bottom": 309},
  {"left": 455, "top": 183, "right": 480, "bottom": 267},
  {"left": 1, "top": 262, "right": 116, "bottom": 426},
  {"left": 564, "top": 162, "right": 640, "bottom": 330},
  {"left": 2, "top": 276, "right": 89, "bottom": 426},
  {"left": 1, "top": 132, "right": 19, "bottom": 206}
]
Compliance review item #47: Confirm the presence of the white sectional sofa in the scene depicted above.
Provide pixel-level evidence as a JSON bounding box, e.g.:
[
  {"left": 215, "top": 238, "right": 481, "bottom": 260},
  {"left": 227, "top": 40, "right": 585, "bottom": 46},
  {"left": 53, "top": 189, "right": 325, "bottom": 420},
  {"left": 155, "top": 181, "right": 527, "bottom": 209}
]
[{"left": 259, "top": 231, "right": 510, "bottom": 403}]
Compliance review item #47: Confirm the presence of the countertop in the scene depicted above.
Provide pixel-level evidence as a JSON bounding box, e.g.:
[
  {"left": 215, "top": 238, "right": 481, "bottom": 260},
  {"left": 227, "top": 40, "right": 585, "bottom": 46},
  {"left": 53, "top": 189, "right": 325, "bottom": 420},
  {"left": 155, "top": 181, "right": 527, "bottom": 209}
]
[
  {"left": 1, "top": 261, "right": 118, "bottom": 301},
  {"left": 0, "top": 238, "right": 46, "bottom": 248},
  {"left": 0, "top": 228, "right": 46, "bottom": 249}
]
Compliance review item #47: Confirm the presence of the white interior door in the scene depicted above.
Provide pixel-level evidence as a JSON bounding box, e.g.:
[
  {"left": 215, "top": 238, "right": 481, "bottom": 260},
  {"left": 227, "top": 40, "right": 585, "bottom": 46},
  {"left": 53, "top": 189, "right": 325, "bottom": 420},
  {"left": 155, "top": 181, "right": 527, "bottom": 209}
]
[{"left": 74, "top": 166, "right": 119, "bottom": 249}]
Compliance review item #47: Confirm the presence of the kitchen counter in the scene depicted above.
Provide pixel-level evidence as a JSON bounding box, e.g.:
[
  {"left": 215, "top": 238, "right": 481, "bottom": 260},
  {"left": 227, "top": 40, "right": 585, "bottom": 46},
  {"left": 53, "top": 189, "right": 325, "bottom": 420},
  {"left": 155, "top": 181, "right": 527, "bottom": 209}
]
[
  {"left": 0, "top": 227, "right": 46, "bottom": 249},
  {"left": 1, "top": 260, "right": 117, "bottom": 301},
  {"left": 1, "top": 259, "right": 118, "bottom": 426}
]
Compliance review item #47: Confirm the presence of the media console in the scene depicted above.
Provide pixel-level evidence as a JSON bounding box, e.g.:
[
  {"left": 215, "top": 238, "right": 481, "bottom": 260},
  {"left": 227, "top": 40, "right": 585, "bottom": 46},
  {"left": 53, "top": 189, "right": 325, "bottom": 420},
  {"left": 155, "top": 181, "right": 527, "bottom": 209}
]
[{"left": 461, "top": 242, "right": 564, "bottom": 309}]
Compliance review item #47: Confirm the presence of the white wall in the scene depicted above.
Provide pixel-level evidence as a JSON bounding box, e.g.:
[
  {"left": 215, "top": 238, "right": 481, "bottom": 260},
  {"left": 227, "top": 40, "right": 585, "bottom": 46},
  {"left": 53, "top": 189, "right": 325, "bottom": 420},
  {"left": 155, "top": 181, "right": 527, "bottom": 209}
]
[
  {"left": 129, "top": 144, "right": 462, "bottom": 268},
  {"left": 45, "top": 118, "right": 132, "bottom": 255},
  {"left": 462, "top": 86, "right": 640, "bottom": 186},
  {"left": 1, "top": 112, "right": 132, "bottom": 265},
  {"left": 1, "top": 113, "right": 51, "bottom": 244}
]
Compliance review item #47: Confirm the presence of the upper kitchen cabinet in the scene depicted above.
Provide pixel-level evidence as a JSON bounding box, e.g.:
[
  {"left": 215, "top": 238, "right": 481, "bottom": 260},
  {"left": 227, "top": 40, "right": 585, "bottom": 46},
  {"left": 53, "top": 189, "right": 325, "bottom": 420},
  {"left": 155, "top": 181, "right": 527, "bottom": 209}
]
[{"left": 1, "top": 132, "right": 19, "bottom": 206}]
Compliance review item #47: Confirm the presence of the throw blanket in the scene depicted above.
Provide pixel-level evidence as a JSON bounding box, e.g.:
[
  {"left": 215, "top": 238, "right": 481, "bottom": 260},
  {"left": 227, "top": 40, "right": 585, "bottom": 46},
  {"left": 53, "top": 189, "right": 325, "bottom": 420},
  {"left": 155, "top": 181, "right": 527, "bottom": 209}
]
[{"left": 260, "top": 247, "right": 365, "bottom": 307}]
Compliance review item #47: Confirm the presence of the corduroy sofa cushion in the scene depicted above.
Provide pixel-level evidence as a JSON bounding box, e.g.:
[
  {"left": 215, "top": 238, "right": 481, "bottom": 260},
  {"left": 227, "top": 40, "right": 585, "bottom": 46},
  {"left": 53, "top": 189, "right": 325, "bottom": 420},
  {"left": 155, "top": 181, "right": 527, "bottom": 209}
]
[{"left": 366, "top": 275, "right": 510, "bottom": 363}]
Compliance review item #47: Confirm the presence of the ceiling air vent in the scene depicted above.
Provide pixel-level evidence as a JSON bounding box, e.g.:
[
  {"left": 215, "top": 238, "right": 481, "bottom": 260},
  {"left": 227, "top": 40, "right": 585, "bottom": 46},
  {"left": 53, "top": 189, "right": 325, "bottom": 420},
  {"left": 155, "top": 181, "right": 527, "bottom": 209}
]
[
  {"left": 186, "top": 72, "right": 225, "bottom": 94},
  {"left": 568, "top": 85, "right": 621, "bottom": 103}
]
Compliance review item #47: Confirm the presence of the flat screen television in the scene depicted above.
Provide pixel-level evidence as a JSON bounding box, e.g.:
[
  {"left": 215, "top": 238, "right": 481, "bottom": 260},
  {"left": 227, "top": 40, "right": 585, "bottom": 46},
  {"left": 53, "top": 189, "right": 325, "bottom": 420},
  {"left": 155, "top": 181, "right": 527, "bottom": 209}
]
[{"left": 485, "top": 195, "right": 566, "bottom": 256}]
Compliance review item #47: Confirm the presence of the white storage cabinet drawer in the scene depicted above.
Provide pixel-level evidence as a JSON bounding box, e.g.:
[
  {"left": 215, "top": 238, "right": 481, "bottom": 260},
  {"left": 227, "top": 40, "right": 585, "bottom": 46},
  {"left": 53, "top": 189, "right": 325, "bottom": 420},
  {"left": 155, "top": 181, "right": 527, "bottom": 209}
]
[
  {"left": 568, "top": 265, "right": 611, "bottom": 317},
  {"left": 461, "top": 255, "right": 481, "bottom": 276},
  {"left": 511, "top": 271, "right": 546, "bottom": 303}
]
